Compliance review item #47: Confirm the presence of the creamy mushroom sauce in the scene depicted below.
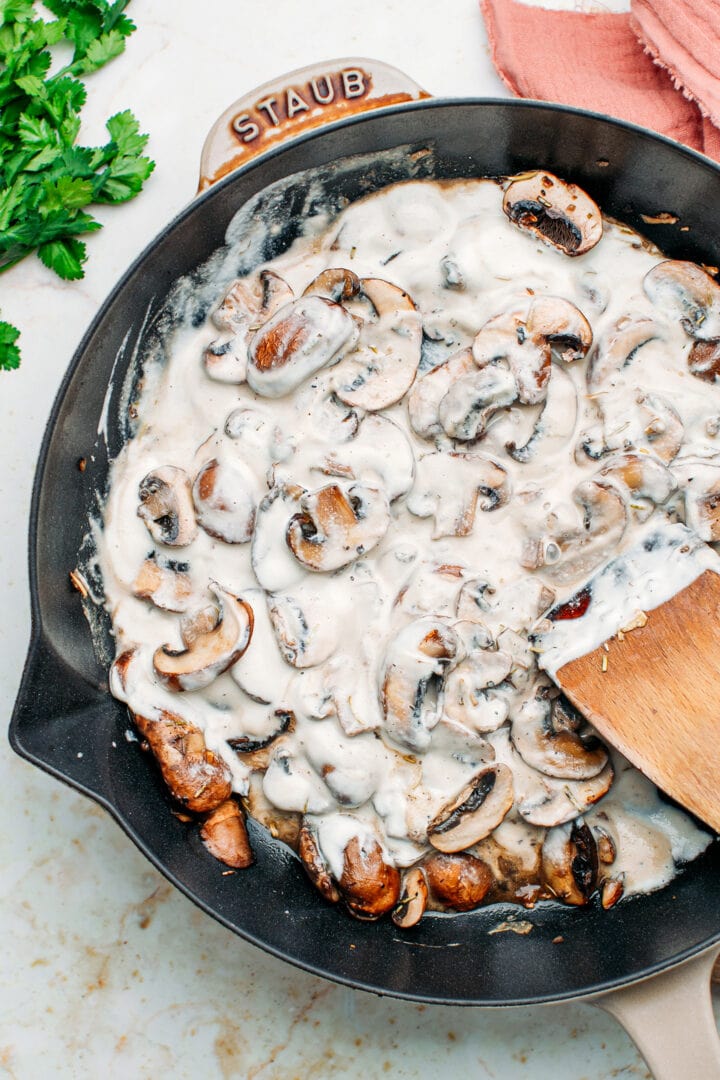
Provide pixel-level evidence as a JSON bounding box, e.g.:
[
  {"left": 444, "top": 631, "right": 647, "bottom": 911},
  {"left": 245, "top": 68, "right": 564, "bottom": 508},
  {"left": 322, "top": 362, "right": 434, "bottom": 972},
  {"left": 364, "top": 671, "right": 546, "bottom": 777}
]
[{"left": 100, "top": 175, "right": 718, "bottom": 921}]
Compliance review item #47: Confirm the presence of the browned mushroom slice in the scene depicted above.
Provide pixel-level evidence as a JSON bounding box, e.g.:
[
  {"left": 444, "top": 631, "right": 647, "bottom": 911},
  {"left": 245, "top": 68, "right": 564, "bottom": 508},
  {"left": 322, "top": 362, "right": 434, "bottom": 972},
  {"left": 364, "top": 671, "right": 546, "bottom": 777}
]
[
  {"left": 601, "top": 877, "right": 624, "bottom": 909},
  {"left": 521, "top": 479, "right": 627, "bottom": 582},
  {"left": 337, "top": 834, "right": 401, "bottom": 920},
  {"left": 303, "top": 267, "right": 361, "bottom": 302},
  {"left": 503, "top": 172, "right": 602, "bottom": 256},
  {"left": 392, "top": 867, "right": 429, "bottom": 928},
  {"left": 132, "top": 554, "right": 192, "bottom": 612},
  {"left": 511, "top": 694, "right": 609, "bottom": 780},
  {"left": 473, "top": 820, "right": 545, "bottom": 906},
  {"left": 286, "top": 482, "right": 390, "bottom": 572},
  {"left": 200, "top": 799, "right": 254, "bottom": 869},
  {"left": 428, "top": 764, "right": 514, "bottom": 853},
  {"left": 423, "top": 851, "right": 493, "bottom": 911},
  {"left": 212, "top": 269, "right": 294, "bottom": 332},
  {"left": 407, "top": 451, "right": 509, "bottom": 539},
  {"left": 132, "top": 709, "right": 232, "bottom": 813},
  {"left": 153, "top": 586, "right": 254, "bottom": 691},
  {"left": 298, "top": 822, "right": 341, "bottom": 904},
  {"left": 542, "top": 821, "right": 598, "bottom": 906},
  {"left": 138, "top": 466, "right": 198, "bottom": 547},
  {"left": 586, "top": 315, "right": 658, "bottom": 394},
  {"left": 438, "top": 365, "right": 518, "bottom": 441},
  {"left": 407, "top": 348, "right": 476, "bottom": 440},
  {"left": 381, "top": 618, "right": 460, "bottom": 752},
  {"left": 643, "top": 260, "right": 720, "bottom": 340},
  {"left": 332, "top": 278, "right": 422, "bottom": 411},
  {"left": 247, "top": 295, "right": 359, "bottom": 398},
  {"left": 192, "top": 458, "right": 258, "bottom": 544}
]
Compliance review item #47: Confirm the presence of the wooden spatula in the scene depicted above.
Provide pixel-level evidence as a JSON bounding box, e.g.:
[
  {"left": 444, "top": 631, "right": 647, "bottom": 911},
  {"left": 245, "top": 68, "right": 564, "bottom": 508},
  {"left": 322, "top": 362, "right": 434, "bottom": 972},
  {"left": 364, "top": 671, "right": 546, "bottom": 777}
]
[{"left": 531, "top": 521, "right": 720, "bottom": 833}]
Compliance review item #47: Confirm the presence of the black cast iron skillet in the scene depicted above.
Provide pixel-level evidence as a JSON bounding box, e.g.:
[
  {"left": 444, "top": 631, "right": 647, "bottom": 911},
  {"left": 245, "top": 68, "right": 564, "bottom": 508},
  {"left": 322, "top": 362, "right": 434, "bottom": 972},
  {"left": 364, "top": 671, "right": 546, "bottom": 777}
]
[{"left": 9, "top": 58, "right": 720, "bottom": 1079}]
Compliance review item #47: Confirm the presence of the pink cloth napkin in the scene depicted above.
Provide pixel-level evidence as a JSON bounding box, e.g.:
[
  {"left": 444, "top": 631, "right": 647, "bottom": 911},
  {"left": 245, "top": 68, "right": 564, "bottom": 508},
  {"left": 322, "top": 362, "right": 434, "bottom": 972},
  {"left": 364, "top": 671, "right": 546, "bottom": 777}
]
[{"left": 480, "top": 0, "right": 720, "bottom": 161}]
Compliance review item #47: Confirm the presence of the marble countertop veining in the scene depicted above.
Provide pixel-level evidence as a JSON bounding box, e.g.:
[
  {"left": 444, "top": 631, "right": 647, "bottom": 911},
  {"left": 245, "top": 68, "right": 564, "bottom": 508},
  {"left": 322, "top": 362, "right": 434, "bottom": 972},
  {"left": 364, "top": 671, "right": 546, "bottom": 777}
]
[{"left": 1, "top": 1, "right": 716, "bottom": 1077}]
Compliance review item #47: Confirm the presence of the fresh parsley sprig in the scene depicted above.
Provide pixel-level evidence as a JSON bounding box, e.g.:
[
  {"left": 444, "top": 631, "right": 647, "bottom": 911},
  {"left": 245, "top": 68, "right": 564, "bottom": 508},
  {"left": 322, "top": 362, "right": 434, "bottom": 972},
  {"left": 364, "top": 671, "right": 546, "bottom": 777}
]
[{"left": 0, "top": 0, "right": 155, "bottom": 370}]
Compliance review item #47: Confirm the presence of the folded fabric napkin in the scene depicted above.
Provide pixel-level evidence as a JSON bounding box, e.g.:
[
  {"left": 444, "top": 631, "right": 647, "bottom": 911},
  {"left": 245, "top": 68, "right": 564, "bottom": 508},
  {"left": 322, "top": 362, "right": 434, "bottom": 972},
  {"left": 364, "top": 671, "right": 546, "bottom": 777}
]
[{"left": 480, "top": 0, "right": 720, "bottom": 161}]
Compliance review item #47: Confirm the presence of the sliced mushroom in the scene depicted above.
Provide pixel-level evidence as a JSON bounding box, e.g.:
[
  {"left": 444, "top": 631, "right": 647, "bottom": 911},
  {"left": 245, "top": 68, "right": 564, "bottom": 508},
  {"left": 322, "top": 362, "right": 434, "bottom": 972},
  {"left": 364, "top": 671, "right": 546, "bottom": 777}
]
[
  {"left": 601, "top": 877, "right": 624, "bottom": 909},
  {"left": 243, "top": 771, "right": 301, "bottom": 847},
  {"left": 286, "top": 482, "right": 390, "bottom": 572},
  {"left": 672, "top": 457, "right": 720, "bottom": 541},
  {"left": 227, "top": 709, "right": 294, "bottom": 757},
  {"left": 267, "top": 586, "right": 339, "bottom": 668},
  {"left": 212, "top": 269, "right": 294, "bottom": 332},
  {"left": 229, "top": 588, "right": 293, "bottom": 704},
  {"left": 598, "top": 452, "right": 676, "bottom": 519},
  {"left": 153, "top": 586, "right": 254, "bottom": 691},
  {"left": 491, "top": 728, "right": 614, "bottom": 828},
  {"left": 332, "top": 278, "right": 423, "bottom": 411},
  {"left": 303, "top": 267, "right": 361, "bottom": 302},
  {"left": 132, "top": 553, "right": 192, "bottom": 612},
  {"left": 474, "top": 819, "right": 545, "bottom": 906},
  {"left": 192, "top": 458, "right": 259, "bottom": 544},
  {"left": 506, "top": 366, "right": 578, "bottom": 463},
  {"left": 206, "top": 270, "right": 295, "bottom": 383},
  {"left": 688, "top": 337, "right": 720, "bottom": 383},
  {"left": 200, "top": 799, "right": 254, "bottom": 869},
  {"left": 542, "top": 821, "right": 598, "bottom": 906},
  {"left": 443, "top": 648, "right": 514, "bottom": 733},
  {"left": 473, "top": 297, "right": 592, "bottom": 405},
  {"left": 392, "top": 867, "right": 429, "bottom": 928},
  {"left": 407, "top": 348, "right": 476, "bottom": 440},
  {"left": 337, "top": 833, "right": 401, "bottom": 920},
  {"left": 643, "top": 260, "right": 720, "bottom": 340},
  {"left": 586, "top": 315, "right": 658, "bottom": 394},
  {"left": 263, "top": 747, "right": 335, "bottom": 814},
  {"left": 521, "top": 479, "right": 627, "bottom": 583},
  {"left": 428, "top": 764, "right": 514, "bottom": 852},
  {"left": 407, "top": 451, "right": 509, "bottom": 538},
  {"left": 503, "top": 172, "right": 602, "bottom": 256},
  {"left": 132, "top": 709, "right": 232, "bottom": 813},
  {"left": 423, "top": 851, "right": 493, "bottom": 911},
  {"left": 317, "top": 413, "right": 415, "bottom": 502},
  {"left": 511, "top": 693, "right": 609, "bottom": 780},
  {"left": 247, "top": 295, "right": 359, "bottom": 398},
  {"left": 438, "top": 365, "right": 518, "bottom": 441},
  {"left": 381, "top": 617, "right": 460, "bottom": 752},
  {"left": 298, "top": 822, "right": 341, "bottom": 903},
  {"left": 251, "top": 483, "right": 307, "bottom": 592},
  {"left": 138, "top": 466, "right": 198, "bottom": 547}
]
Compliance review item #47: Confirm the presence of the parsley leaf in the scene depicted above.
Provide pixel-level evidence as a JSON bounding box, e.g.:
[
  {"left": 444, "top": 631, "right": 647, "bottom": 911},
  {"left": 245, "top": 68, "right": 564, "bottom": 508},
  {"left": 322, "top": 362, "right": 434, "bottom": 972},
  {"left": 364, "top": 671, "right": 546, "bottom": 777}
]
[{"left": 0, "top": 0, "right": 155, "bottom": 369}]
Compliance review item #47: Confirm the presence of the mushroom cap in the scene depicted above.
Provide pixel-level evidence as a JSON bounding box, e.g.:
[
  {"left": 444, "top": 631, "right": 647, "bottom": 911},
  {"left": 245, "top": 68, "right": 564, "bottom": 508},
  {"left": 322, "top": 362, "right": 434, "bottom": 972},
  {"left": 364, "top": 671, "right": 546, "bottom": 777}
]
[
  {"left": 332, "top": 277, "right": 422, "bottom": 411},
  {"left": 286, "top": 482, "right": 390, "bottom": 573},
  {"left": 138, "top": 465, "right": 198, "bottom": 547},
  {"left": 438, "top": 365, "right": 518, "bottom": 441},
  {"left": 423, "top": 851, "right": 493, "bottom": 911},
  {"left": 542, "top": 821, "right": 598, "bottom": 906},
  {"left": 644, "top": 260, "right": 720, "bottom": 340},
  {"left": 132, "top": 555, "right": 193, "bottom": 613},
  {"left": 407, "top": 348, "right": 476, "bottom": 440},
  {"left": 153, "top": 586, "right": 254, "bottom": 692},
  {"left": 247, "top": 295, "right": 359, "bottom": 398},
  {"left": 211, "top": 269, "right": 293, "bottom": 333},
  {"left": 192, "top": 457, "right": 258, "bottom": 543},
  {"left": 503, "top": 172, "right": 602, "bottom": 256},
  {"left": 428, "top": 764, "right": 515, "bottom": 852},
  {"left": 392, "top": 867, "right": 429, "bottom": 928},
  {"left": 689, "top": 337, "right": 720, "bottom": 383},
  {"left": 510, "top": 693, "right": 609, "bottom": 780},
  {"left": 303, "top": 267, "right": 361, "bottom": 302}
]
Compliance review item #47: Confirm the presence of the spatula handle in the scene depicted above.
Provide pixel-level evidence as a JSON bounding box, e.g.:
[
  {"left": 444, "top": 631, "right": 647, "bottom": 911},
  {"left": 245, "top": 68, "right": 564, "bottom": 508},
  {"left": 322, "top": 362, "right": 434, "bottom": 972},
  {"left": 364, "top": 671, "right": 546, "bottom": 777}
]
[{"left": 591, "top": 945, "right": 720, "bottom": 1080}]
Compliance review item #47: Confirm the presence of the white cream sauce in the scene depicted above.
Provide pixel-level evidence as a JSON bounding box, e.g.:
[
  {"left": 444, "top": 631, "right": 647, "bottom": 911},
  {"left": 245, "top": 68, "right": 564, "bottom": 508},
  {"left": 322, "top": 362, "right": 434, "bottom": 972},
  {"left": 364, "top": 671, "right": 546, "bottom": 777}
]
[{"left": 99, "top": 176, "right": 718, "bottom": 906}]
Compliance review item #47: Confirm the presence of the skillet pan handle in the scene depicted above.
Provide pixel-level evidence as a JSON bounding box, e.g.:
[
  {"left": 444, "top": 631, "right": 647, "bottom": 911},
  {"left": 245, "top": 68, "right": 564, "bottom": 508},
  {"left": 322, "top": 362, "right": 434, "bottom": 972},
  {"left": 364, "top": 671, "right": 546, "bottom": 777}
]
[
  {"left": 590, "top": 945, "right": 720, "bottom": 1080},
  {"left": 198, "top": 58, "right": 429, "bottom": 191}
]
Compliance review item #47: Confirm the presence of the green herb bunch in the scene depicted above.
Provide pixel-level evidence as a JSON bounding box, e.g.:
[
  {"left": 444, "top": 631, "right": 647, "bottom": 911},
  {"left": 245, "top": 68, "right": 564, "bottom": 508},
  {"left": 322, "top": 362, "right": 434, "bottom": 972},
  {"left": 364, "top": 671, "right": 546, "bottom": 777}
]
[{"left": 0, "top": 0, "right": 155, "bottom": 370}]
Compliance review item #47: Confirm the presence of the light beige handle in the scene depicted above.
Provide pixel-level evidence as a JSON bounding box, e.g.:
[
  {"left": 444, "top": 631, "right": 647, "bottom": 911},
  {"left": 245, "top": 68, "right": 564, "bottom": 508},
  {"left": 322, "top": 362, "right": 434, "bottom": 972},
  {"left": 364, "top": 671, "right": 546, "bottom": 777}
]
[
  {"left": 198, "top": 58, "right": 429, "bottom": 191},
  {"left": 591, "top": 945, "right": 720, "bottom": 1080}
]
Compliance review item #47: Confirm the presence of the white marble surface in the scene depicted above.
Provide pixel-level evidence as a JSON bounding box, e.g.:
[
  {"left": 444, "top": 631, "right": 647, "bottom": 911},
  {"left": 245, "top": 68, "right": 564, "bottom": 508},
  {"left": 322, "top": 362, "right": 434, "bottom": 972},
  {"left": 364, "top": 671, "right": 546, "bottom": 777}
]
[{"left": 1, "top": 1, "right": 716, "bottom": 1077}]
